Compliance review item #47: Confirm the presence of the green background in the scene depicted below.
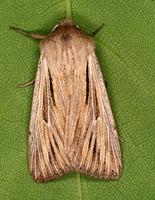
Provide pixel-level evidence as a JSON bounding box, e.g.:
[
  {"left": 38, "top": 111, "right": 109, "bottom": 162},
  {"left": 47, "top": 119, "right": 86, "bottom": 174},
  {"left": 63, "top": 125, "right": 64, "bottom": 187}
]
[{"left": 0, "top": 0, "right": 155, "bottom": 199}]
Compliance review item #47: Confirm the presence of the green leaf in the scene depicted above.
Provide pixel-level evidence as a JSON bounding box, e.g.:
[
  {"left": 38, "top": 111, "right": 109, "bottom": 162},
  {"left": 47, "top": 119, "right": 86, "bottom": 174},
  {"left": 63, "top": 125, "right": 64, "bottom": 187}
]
[{"left": 0, "top": 0, "right": 155, "bottom": 199}]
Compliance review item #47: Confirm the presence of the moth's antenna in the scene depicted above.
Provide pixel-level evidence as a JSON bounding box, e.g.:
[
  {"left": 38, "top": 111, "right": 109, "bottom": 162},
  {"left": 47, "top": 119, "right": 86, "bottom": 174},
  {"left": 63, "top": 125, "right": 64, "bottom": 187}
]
[
  {"left": 66, "top": 0, "right": 72, "bottom": 19},
  {"left": 90, "top": 23, "right": 105, "bottom": 37}
]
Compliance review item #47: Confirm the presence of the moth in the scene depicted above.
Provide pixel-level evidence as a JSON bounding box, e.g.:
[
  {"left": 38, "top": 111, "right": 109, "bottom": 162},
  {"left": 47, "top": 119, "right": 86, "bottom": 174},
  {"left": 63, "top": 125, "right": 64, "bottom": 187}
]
[{"left": 12, "top": 19, "right": 122, "bottom": 182}]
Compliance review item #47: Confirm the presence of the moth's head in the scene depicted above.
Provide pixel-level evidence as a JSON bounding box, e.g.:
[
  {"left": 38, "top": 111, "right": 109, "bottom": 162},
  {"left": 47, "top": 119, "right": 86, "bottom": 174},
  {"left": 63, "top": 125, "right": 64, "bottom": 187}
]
[{"left": 51, "top": 19, "right": 82, "bottom": 36}]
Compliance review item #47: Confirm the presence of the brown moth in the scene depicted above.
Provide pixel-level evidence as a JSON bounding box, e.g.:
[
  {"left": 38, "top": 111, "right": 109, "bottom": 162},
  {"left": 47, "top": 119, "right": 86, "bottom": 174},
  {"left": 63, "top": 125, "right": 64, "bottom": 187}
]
[{"left": 12, "top": 19, "right": 122, "bottom": 182}]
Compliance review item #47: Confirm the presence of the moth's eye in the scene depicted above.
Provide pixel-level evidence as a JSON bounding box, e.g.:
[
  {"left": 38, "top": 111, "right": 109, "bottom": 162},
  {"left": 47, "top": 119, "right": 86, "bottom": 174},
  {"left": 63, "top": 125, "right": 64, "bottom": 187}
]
[
  {"left": 52, "top": 24, "right": 59, "bottom": 31},
  {"left": 75, "top": 24, "right": 79, "bottom": 28}
]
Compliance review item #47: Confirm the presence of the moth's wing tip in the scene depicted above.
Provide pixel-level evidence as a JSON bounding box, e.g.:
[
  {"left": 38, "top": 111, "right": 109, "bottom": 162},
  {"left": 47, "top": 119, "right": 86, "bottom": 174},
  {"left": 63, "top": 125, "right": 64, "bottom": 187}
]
[
  {"left": 79, "top": 171, "right": 122, "bottom": 180},
  {"left": 75, "top": 163, "right": 122, "bottom": 180},
  {"left": 29, "top": 165, "right": 73, "bottom": 182},
  {"left": 31, "top": 175, "right": 45, "bottom": 183},
  {"left": 32, "top": 176, "right": 56, "bottom": 183},
  {"left": 30, "top": 172, "right": 66, "bottom": 183},
  {"left": 102, "top": 168, "right": 122, "bottom": 180}
]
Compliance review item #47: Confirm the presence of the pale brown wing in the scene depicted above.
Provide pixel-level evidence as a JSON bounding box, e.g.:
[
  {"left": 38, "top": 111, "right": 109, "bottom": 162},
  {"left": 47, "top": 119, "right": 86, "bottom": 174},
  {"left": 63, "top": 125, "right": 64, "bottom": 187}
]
[
  {"left": 29, "top": 51, "right": 72, "bottom": 182},
  {"left": 69, "top": 52, "right": 122, "bottom": 179}
]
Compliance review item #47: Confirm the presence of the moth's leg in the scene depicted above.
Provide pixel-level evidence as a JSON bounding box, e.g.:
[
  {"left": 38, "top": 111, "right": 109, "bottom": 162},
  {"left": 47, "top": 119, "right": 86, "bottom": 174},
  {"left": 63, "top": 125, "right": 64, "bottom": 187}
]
[
  {"left": 104, "top": 78, "right": 107, "bottom": 88},
  {"left": 10, "top": 26, "right": 47, "bottom": 39},
  {"left": 119, "top": 136, "right": 124, "bottom": 143},
  {"left": 89, "top": 23, "right": 105, "bottom": 37},
  {"left": 18, "top": 79, "right": 35, "bottom": 88}
]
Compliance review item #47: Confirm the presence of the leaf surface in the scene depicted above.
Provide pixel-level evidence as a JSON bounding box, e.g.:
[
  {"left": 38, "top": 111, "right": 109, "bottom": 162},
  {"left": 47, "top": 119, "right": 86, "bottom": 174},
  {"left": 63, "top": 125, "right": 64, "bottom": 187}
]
[{"left": 0, "top": 0, "right": 155, "bottom": 199}]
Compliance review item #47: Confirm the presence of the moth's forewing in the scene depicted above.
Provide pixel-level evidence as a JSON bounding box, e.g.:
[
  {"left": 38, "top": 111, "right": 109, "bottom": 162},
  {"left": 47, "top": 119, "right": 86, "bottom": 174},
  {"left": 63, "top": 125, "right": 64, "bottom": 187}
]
[{"left": 69, "top": 52, "right": 122, "bottom": 179}]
